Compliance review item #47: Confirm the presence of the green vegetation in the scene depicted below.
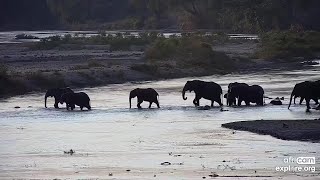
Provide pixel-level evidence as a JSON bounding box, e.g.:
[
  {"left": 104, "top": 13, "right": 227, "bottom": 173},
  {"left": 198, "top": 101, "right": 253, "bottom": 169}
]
[
  {"left": 256, "top": 31, "right": 320, "bottom": 60},
  {"left": 15, "top": 34, "right": 39, "bottom": 40},
  {"left": 145, "top": 37, "right": 235, "bottom": 72},
  {"left": 31, "top": 33, "right": 160, "bottom": 50},
  {"left": 26, "top": 71, "right": 66, "bottom": 88},
  {"left": 0, "top": 65, "right": 27, "bottom": 97}
]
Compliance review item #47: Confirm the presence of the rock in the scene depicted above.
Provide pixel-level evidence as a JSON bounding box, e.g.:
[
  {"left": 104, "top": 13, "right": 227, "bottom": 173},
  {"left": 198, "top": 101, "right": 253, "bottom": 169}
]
[
  {"left": 160, "top": 162, "right": 171, "bottom": 166},
  {"left": 208, "top": 173, "right": 219, "bottom": 177},
  {"left": 64, "top": 149, "right": 75, "bottom": 155},
  {"left": 270, "top": 97, "right": 283, "bottom": 105}
]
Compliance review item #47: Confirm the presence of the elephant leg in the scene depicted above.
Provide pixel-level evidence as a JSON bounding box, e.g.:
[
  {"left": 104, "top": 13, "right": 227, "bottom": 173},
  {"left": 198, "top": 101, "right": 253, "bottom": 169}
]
[
  {"left": 155, "top": 100, "right": 160, "bottom": 108},
  {"left": 245, "top": 101, "right": 250, "bottom": 106},
  {"left": 306, "top": 98, "right": 311, "bottom": 112},
  {"left": 294, "top": 97, "right": 296, "bottom": 104},
  {"left": 80, "top": 106, "right": 83, "bottom": 111},
  {"left": 71, "top": 104, "right": 75, "bottom": 110},
  {"left": 66, "top": 104, "right": 70, "bottom": 110},
  {"left": 137, "top": 99, "right": 143, "bottom": 109},
  {"left": 211, "top": 101, "right": 214, "bottom": 107},
  {"left": 86, "top": 104, "right": 91, "bottom": 110},
  {"left": 299, "top": 97, "right": 304, "bottom": 105},
  {"left": 314, "top": 99, "right": 319, "bottom": 105},
  {"left": 238, "top": 98, "right": 243, "bottom": 106},
  {"left": 193, "top": 98, "right": 198, "bottom": 106},
  {"left": 193, "top": 95, "right": 201, "bottom": 106},
  {"left": 54, "top": 99, "right": 59, "bottom": 108},
  {"left": 149, "top": 102, "right": 152, "bottom": 108}
]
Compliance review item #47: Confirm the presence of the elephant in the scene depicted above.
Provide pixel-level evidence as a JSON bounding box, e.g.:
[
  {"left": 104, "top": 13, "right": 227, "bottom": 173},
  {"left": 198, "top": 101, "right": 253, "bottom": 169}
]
[
  {"left": 45, "top": 87, "right": 73, "bottom": 108},
  {"left": 228, "top": 83, "right": 264, "bottom": 106},
  {"left": 290, "top": 81, "right": 319, "bottom": 105},
  {"left": 129, "top": 88, "right": 160, "bottom": 109},
  {"left": 60, "top": 92, "right": 91, "bottom": 111},
  {"left": 182, "top": 80, "right": 223, "bottom": 107},
  {"left": 288, "top": 80, "right": 320, "bottom": 112},
  {"left": 224, "top": 93, "right": 236, "bottom": 106},
  {"left": 227, "top": 82, "right": 249, "bottom": 106}
]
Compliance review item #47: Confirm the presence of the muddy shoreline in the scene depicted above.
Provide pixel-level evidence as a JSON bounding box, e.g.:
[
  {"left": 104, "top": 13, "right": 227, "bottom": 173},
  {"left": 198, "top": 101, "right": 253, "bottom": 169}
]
[{"left": 222, "top": 120, "right": 320, "bottom": 142}]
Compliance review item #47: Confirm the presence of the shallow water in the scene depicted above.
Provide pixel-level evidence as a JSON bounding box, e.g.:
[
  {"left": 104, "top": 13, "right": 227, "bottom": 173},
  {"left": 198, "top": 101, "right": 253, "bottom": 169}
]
[{"left": 0, "top": 67, "right": 320, "bottom": 179}]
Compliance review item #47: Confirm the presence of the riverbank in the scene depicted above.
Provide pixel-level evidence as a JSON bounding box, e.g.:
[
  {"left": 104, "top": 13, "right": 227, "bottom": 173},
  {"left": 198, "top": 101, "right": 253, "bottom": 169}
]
[
  {"left": 222, "top": 120, "right": 320, "bottom": 142},
  {"left": 0, "top": 38, "right": 317, "bottom": 98}
]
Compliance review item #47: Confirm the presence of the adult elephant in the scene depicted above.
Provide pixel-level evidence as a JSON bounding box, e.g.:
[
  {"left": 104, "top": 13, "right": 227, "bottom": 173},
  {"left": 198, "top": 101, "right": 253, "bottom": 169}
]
[
  {"left": 60, "top": 92, "right": 91, "bottom": 111},
  {"left": 288, "top": 80, "right": 320, "bottom": 112},
  {"left": 289, "top": 81, "right": 319, "bottom": 105},
  {"left": 228, "top": 83, "right": 264, "bottom": 106},
  {"left": 45, "top": 87, "right": 73, "bottom": 108},
  {"left": 227, "top": 82, "right": 249, "bottom": 106},
  {"left": 129, "top": 88, "right": 160, "bottom": 109},
  {"left": 182, "top": 80, "right": 223, "bottom": 107}
]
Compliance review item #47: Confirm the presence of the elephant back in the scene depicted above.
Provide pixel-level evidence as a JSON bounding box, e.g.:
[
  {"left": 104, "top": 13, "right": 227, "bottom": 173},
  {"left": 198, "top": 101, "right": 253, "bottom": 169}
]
[{"left": 251, "top": 85, "right": 264, "bottom": 95}]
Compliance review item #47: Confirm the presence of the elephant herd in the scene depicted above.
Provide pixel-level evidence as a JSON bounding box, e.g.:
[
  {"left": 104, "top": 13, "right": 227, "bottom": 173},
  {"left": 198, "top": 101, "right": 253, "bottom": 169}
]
[{"left": 45, "top": 80, "right": 320, "bottom": 112}]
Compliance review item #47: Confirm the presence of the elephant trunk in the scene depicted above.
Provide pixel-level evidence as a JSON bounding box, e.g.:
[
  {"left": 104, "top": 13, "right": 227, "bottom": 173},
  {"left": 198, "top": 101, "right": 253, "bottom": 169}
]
[
  {"left": 288, "top": 92, "right": 294, "bottom": 109},
  {"left": 45, "top": 93, "right": 48, "bottom": 108},
  {"left": 129, "top": 96, "right": 132, "bottom": 109},
  {"left": 182, "top": 89, "right": 187, "bottom": 100}
]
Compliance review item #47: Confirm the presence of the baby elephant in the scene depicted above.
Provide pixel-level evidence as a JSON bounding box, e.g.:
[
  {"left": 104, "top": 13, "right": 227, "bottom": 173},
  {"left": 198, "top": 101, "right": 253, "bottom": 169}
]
[
  {"left": 129, "top": 88, "right": 160, "bottom": 109},
  {"left": 60, "top": 92, "right": 91, "bottom": 111}
]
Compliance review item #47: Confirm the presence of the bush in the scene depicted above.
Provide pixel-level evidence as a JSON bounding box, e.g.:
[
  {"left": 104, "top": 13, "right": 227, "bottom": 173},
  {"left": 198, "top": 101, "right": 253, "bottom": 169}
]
[
  {"left": 256, "top": 31, "right": 320, "bottom": 60},
  {"left": 145, "top": 37, "right": 235, "bottom": 72},
  {"left": 130, "top": 64, "right": 159, "bottom": 75},
  {"left": 26, "top": 71, "right": 65, "bottom": 88}
]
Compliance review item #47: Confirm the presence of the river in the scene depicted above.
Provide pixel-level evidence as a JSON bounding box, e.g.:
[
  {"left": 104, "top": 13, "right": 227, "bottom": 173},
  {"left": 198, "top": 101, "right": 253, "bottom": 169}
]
[{"left": 0, "top": 67, "right": 320, "bottom": 179}]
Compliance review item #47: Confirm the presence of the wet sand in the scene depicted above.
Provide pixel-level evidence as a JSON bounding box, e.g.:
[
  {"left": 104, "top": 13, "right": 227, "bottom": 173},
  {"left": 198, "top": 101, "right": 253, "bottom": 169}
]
[{"left": 222, "top": 120, "right": 320, "bottom": 142}]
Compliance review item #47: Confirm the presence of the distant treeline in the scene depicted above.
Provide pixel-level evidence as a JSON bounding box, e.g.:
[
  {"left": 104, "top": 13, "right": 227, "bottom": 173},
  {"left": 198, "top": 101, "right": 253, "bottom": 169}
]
[{"left": 1, "top": 0, "right": 320, "bottom": 32}]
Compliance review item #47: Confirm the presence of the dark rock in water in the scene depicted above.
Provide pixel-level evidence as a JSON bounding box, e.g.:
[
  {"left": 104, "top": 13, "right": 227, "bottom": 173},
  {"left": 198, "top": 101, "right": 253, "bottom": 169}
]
[
  {"left": 270, "top": 97, "right": 283, "bottom": 105},
  {"left": 14, "top": 106, "right": 21, "bottom": 109},
  {"left": 64, "top": 149, "right": 75, "bottom": 155},
  {"left": 220, "top": 108, "right": 229, "bottom": 112},
  {"left": 161, "top": 162, "right": 171, "bottom": 166}
]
